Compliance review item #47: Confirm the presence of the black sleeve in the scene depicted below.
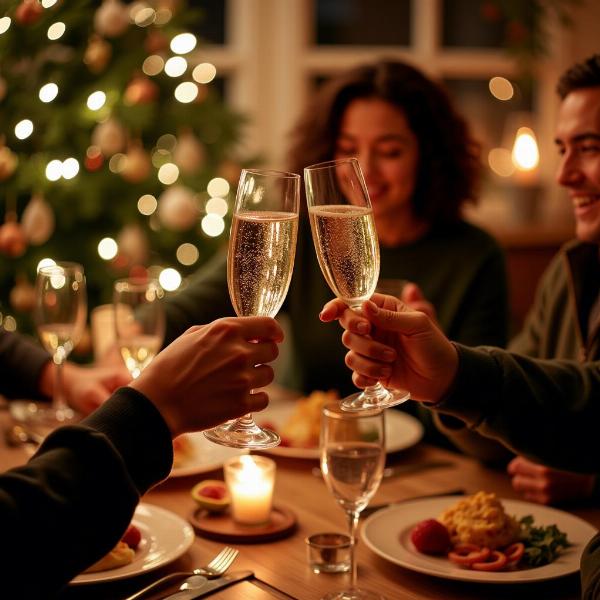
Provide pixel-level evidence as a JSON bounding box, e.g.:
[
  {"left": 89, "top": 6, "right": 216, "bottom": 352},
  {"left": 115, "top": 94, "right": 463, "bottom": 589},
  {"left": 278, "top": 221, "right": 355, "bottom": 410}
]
[
  {"left": 0, "top": 330, "right": 51, "bottom": 399},
  {"left": 0, "top": 387, "right": 172, "bottom": 598}
]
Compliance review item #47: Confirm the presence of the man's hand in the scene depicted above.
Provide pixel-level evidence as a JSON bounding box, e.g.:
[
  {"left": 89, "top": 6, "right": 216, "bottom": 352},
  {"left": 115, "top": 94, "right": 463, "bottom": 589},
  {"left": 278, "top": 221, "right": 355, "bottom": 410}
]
[
  {"left": 319, "top": 294, "right": 458, "bottom": 403},
  {"left": 401, "top": 282, "right": 437, "bottom": 322},
  {"left": 508, "top": 456, "right": 596, "bottom": 505},
  {"left": 130, "top": 316, "right": 283, "bottom": 437}
]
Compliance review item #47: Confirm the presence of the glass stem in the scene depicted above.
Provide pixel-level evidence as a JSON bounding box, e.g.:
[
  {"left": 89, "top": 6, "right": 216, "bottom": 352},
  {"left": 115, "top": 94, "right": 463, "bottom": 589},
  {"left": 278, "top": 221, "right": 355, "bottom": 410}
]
[
  {"left": 52, "top": 354, "right": 68, "bottom": 418},
  {"left": 347, "top": 509, "right": 360, "bottom": 590}
]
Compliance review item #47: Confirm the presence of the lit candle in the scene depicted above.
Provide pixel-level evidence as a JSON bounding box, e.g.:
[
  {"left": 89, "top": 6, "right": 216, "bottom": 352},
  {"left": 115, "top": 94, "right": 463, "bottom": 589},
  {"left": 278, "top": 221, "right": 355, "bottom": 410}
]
[{"left": 224, "top": 455, "right": 275, "bottom": 525}]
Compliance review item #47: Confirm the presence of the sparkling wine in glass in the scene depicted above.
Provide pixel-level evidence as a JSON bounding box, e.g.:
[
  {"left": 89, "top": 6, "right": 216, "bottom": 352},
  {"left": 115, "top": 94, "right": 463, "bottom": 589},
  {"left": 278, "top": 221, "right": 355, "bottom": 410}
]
[
  {"left": 204, "top": 168, "right": 300, "bottom": 449},
  {"left": 34, "top": 261, "right": 87, "bottom": 427},
  {"left": 320, "top": 401, "right": 386, "bottom": 600},
  {"left": 304, "top": 157, "right": 410, "bottom": 411},
  {"left": 113, "top": 278, "right": 165, "bottom": 379}
]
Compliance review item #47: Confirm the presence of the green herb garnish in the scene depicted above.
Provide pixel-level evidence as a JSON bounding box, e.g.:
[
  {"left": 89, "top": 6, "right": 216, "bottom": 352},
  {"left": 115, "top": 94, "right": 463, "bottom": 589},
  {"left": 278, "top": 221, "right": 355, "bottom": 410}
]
[{"left": 518, "top": 515, "right": 570, "bottom": 567}]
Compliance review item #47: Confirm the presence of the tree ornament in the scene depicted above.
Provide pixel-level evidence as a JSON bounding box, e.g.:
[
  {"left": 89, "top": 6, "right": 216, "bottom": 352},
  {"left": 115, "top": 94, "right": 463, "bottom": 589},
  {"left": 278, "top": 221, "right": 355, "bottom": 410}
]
[
  {"left": 21, "top": 194, "right": 55, "bottom": 245},
  {"left": 94, "top": 0, "right": 129, "bottom": 38},
  {"left": 83, "top": 35, "right": 112, "bottom": 74},
  {"left": 14, "top": 0, "right": 44, "bottom": 26},
  {"left": 84, "top": 146, "right": 104, "bottom": 171},
  {"left": 158, "top": 185, "right": 198, "bottom": 231},
  {"left": 218, "top": 160, "right": 242, "bottom": 184},
  {"left": 0, "top": 144, "right": 18, "bottom": 181},
  {"left": 121, "top": 142, "right": 151, "bottom": 183},
  {"left": 0, "top": 221, "right": 27, "bottom": 257},
  {"left": 0, "top": 76, "right": 7, "bottom": 102},
  {"left": 124, "top": 75, "right": 159, "bottom": 105},
  {"left": 92, "top": 118, "right": 127, "bottom": 156},
  {"left": 173, "top": 129, "right": 205, "bottom": 174},
  {"left": 117, "top": 223, "right": 149, "bottom": 265},
  {"left": 9, "top": 276, "right": 36, "bottom": 313},
  {"left": 156, "top": 0, "right": 182, "bottom": 13},
  {"left": 144, "top": 29, "right": 169, "bottom": 54}
]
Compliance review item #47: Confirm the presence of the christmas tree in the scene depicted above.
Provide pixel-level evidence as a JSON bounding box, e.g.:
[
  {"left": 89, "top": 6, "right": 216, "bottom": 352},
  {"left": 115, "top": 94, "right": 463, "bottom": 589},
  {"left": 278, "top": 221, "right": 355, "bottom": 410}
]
[{"left": 0, "top": 0, "right": 246, "bottom": 347}]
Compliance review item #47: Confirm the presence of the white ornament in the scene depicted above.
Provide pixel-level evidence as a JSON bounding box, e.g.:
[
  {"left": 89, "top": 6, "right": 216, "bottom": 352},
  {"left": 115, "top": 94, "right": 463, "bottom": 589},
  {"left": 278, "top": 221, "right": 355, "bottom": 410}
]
[
  {"left": 92, "top": 118, "right": 126, "bottom": 156},
  {"left": 173, "top": 130, "right": 205, "bottom": 174},
  {"left": 158, "top": 185, "right": 198, "bottom": 231},
  {"left": 94, "top": 0, "right": 129, "bottom": 38},
  {"left": 21, "top": 194, "right": 55, "bottom": 245}
]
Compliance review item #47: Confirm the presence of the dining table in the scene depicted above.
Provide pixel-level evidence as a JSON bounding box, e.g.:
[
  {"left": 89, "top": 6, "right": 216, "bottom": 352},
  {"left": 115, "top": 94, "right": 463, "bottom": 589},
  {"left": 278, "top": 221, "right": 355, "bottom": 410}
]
[{"left": 1, "top": 400, "right": 599, "bottom": 600}]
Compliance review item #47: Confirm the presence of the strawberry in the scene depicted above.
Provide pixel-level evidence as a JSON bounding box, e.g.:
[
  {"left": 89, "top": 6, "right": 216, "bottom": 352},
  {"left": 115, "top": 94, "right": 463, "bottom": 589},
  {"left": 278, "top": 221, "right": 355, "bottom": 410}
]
[
  {"left": 121, "top": 524, "right": 142, "bottom": 550},
  {"left": 410, "top": 519, "right": 451, "bottom": 554}
]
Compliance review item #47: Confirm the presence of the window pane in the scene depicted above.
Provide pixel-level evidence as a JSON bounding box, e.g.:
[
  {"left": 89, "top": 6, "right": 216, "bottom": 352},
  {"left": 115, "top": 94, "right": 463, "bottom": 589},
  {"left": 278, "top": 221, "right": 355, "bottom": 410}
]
[
  {"left": 194, "top": 0, "right": 227, "bottom": 44},
  {"left": 442, "top": 0, "right": 535, "bottom": 49},
  {"left": 316, "top": 0, "right": 411, "bottom": 46}
]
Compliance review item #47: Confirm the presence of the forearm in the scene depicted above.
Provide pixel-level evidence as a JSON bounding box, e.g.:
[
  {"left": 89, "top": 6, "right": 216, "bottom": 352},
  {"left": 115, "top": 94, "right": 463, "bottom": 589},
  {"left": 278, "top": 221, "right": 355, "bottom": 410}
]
[
  {"left": 434, "top": 345, "right": 600, "bottom": 473},
  {"left": 0, "top": 387, "right": 172, "bottom": 597}
]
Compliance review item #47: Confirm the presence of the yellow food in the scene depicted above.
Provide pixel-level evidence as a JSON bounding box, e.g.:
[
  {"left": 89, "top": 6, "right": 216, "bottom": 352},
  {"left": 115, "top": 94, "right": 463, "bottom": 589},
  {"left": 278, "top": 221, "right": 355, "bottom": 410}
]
[
  {"left": 84, "top": 540, "right": 135, "bottom": 573},
  {"left": 280, "top": 390, "right": 339, "bottom": 447},
  {"left": 438, "top": 491, "right": 520, "bottom": 550}
]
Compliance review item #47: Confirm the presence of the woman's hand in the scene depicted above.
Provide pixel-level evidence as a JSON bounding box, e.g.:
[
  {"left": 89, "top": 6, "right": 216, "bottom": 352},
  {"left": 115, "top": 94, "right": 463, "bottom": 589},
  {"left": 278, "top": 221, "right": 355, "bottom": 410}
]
[
  {"left": 508, "top": 455, "right": 596, "bottom": 505},
  {"left": 319, "top": 294, "right": 458, "bottom": 403},
  {"left": 130, "top": 316, "right": 283, "bottom": 437}
]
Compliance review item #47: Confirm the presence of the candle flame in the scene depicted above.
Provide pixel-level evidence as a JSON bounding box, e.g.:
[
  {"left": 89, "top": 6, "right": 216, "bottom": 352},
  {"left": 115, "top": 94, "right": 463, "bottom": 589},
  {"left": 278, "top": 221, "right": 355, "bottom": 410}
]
[{"left": 512, "top": 127, "right": 539, "bottom": 171}]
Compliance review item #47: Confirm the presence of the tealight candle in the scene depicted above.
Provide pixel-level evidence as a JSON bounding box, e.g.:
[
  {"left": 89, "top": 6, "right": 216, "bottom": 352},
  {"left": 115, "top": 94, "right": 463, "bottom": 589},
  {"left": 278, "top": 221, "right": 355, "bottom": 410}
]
[{"left": 224, "top": 455, "right": 275, "bottom": 525}]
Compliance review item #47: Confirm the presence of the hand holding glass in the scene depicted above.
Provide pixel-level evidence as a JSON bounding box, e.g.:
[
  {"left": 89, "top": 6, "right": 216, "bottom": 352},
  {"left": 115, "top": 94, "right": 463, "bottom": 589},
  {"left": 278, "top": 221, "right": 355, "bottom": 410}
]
[
  {"left": 113, "top": 278, "right": 165, "bottom": 379},
  {"left": 204, "top": 168, "right": 300, "bottom": 449},
  {"left": 304, "top": 157, "right": 409, "bottom": 411},
  {"left": 320, "top": 402, "right": 386, "bottom": 600},
  {"left": 34, "top": 262, "right": 87, "bottom": 427}
]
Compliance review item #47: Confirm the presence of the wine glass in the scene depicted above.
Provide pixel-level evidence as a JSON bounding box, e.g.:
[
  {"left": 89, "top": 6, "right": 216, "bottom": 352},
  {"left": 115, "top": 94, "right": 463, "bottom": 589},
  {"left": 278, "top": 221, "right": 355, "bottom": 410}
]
[
  {"left": 113, "top": 278, "right": 165, "bottom": 379},
  {"left": 204, "top": 168, "right": 300, "bottom": 449},
  {"left": 34, "top": 261, "right": 87, "bottom": 427},
  {"left": 320, "top": 401, "right": 386, "bottom": 600},
  {"left": 304, "top": 157, "right": 410, "bottom": 411}
]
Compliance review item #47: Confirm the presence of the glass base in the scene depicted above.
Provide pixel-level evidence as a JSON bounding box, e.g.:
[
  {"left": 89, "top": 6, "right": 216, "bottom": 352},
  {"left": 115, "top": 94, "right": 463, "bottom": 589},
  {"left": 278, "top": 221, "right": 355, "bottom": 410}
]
[
  {"left": 9, "top": 400, "right": 77, "bottom": 439},
  {"left": 321, "top": 589, "right": 386, "bottom": 600},
  {"left": 340, "top": 388, "right": 410, "bottom": 412},
  {"left": 203, "top": 421, "right": 280, "bottom": 449}
]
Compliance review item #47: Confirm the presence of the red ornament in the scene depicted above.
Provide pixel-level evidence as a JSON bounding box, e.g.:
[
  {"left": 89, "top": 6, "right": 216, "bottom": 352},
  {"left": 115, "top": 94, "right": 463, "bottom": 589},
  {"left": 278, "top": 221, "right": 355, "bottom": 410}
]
[
  {"left": 0, "top": 221, "right": 27, "bottom": 257},
  {"left": 506, "top": 20, "right": 529, "bottom": 44},
  {"left": 144, "top": 30, "right": 169, "bottom": 54},
  {"left": 85, "top": 147, "right": 104, "bottom": 171},
  {"left": 480, "top": 2, "right": 501, "bottom": 22},
  {"left": 124, "top": 76, "right": 159, "bottom": 105},
  {"left": 14, "top": 0, "right": 44, "bottom": 25}
]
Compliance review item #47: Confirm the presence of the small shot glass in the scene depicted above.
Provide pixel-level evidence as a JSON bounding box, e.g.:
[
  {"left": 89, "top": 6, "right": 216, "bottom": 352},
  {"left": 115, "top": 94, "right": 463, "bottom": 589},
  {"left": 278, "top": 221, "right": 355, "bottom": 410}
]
[{"left": 306, "top": 532, "right": 352, "bottom": 574}]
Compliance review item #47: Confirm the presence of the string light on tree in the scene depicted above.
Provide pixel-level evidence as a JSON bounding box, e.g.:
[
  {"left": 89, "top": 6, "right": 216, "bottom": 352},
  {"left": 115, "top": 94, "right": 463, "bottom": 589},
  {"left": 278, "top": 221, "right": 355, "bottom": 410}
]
[
  {"left": 132, "top": 6, "right": 156, "bottom": 28},
  {"left": 170, "top": 32, "right": 196, "bottom": 54},
  {"left": 47, "top": 21, "right": 66, "bottom": 40},
  {"left": 201, "top": 213, "right": 225, "bottom": 237},
  {"left": 164, "top": 56, "right": 187, "bottom": 77},
  {"left": 98, "top": 237, "right": 118, "bottom": 260},
  {"left": 87, "top": 90, "right": 107, "bottom": 111},
  {"left": 39, "top": 83, "right": 59, "bottom": 102},
  {"left": 137, "top": 194, "right": 157, "bottom": 215},
  {"left": 37, "top": 258, "right": 56, "bottom": 272},
  {"left": 45, "top": 159, "right": 62, "bottom": 181},
  {"left": 142, "top": 55, "right": 164, "bottom": 76},
  {"left": 176, "top": 242, "right": 199, "bottom": 266},
  {"left": 207, "top": 177, "right": 230, "bottom": 197},
  {"left": 14, "top": 119, "right": 34, "bottom": 140},
  {"left": 174, "top": 81, "right": 197, "bottom": 103},
  {"left": 41, "top": 0, "right": 58, "bottom": 7},
  {"left": 159, "top": 267, "right": 181, "bottom": 291},
  {"left": 192, "top": 62, "right": 216, "bottom": 84},
  {"left": 157, "top": 162, "right": 179, "bottom": 185},
  {"left": 62, "top": 158, "right": 80, "bottom": 179},
  {"left": 0, "top": 17, "right": 11, "bottom": 35},
  {"left": 205, "top": 196, "right": 228, "bottom": 217}
]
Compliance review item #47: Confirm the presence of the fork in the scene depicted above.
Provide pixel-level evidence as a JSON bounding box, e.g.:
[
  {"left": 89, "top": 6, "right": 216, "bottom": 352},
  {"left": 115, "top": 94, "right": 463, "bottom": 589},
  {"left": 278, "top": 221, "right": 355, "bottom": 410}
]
[{"left": 124, "top": 546, "right": 239, "bottom": 600}]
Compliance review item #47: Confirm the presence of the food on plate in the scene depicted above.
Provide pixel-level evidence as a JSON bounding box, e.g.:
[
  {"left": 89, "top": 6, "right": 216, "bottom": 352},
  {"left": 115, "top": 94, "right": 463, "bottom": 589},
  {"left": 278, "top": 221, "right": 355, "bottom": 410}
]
[
  {"left": 409, "top": 492, "right": 570, "bottom": 572},
  {"left": 191, "top": 479, "right": 230, "bottom": 512},
  {"left": 438, "top": 491, "right": 520, "bottom": 549},
  {"left": 409, "top": 519, "right": 451, "bottom": 554},
  {"left": 262, "top": 390, "right": 339, "bottom": 447},
  {"left": 83, "top": 524, "right": 141, "bottom": 573},
  {"left": 172, "top": 434, "right": 194, "bottom": 468}
]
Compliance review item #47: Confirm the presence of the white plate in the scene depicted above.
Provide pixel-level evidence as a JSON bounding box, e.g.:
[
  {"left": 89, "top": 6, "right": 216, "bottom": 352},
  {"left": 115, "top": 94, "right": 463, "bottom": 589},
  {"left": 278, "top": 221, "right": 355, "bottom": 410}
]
[
  {"left": 256, "top": 404, "right": 423, "bottom": 459},
  {"left": 71, "top": 503, "right": 195, "bottom": 585},
  {"left": 170, "top": 432, "right": 248, "bottom": 477},
  {"left": 361, "top": 495, "right": 598, "bottom": 583}
]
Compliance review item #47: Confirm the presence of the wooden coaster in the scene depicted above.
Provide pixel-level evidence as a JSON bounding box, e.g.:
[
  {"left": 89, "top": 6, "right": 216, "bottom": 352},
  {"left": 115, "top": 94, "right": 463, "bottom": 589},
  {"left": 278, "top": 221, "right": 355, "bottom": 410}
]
[{"left": 189, "top": 505, "right": 297, "bottom": 543}]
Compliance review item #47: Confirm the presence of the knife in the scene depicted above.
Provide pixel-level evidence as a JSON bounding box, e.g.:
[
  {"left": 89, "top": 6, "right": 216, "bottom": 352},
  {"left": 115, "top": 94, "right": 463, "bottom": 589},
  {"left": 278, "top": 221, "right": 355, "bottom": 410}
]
[
  {"left": 162, "top": 570, "right": 254, "bottom": 599},
  {"left": 360, "top": 488, "right": 465, "bottom": 519}
]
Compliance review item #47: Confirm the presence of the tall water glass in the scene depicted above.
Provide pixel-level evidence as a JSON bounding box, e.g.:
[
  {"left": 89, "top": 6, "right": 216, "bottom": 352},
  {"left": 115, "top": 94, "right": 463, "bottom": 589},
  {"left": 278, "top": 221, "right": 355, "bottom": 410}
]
[
  {"left": 304, "top": 157, "right": 410, "bottom": 411},
  {"left": 320, "top": 401, "right": 386, "bottom": 600},
  {"left": 204, "top": 168, "right": 300, "bottom": 449},
  {"left": 113, "top": 278, "right": 165, "bottom": 379},
  {"left": 34, "top": 261, "right": 87, "bottom": 427}
]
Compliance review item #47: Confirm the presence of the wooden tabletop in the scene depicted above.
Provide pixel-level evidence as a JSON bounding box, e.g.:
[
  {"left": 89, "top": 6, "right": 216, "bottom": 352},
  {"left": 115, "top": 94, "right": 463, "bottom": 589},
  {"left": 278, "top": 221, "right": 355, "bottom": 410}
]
[{"left": 2, "top": 408, "right": 599, "bottom": 600}]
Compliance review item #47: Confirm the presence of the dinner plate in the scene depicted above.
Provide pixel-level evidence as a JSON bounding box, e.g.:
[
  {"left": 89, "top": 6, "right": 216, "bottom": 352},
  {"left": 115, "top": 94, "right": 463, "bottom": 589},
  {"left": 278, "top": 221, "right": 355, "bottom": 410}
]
[
  {"left": 256, "top": 404, "right": 423, "bottom": 459},
  {"left": 361, "top": 495, "right": 598, "bottom": 583},
  {"left": 170, "top": 432, "right": 248, "bottom": 477},
  {"left": 71, "top": 503, "right": 195, "bottom": 585}
]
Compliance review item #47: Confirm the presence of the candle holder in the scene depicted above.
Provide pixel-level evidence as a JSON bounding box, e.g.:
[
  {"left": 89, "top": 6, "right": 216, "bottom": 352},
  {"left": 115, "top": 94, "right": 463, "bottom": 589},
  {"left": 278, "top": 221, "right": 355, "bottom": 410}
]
[{"left": 224, "top": 455, "right": 276, "bottom": 526}]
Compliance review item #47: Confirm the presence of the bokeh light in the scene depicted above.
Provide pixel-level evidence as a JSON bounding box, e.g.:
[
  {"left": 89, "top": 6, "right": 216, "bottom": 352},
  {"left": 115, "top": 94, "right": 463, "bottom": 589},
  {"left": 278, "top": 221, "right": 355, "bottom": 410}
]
[
  {"left": 159, "top": 267, "right": 182, "bottom": 291},
  {"left": 171, "top": 33, "right": 197, "bottom": 54},
  {"left": 201, "top": 213, "right": 225, "bottom": 237},
  {"left": 0, "top": 17, "right": 11, "bottom": 35},
  {"left": 87, "top": 91, "right": 106, "bottom": 111},
  {"left": 62, "top": 157, "right": 80, "bottom": 179},
  {"left": 164, "top": 56, "right": 187, "bottom": 77},
  {"left": 98, "top": 237, "right": 118, "bottom": 260},
  {"left": 174, "top": 81, "right": 198, "bottom": 103},
  {"left": 142, "top": 55, "right": 164, "bottom": 76},
  {"left": 488, "top": 148, "right": 515, "bottom": 177},
  {"left": 15, "top": 119, "right": 34, "bottom": 140},
  {"left": 39, "top": 83, "right": 59, "bottom": 102},
  {"left": 176, "top": 243, "right": 199, "bottom": 266},
  {"left": 45, "top": 159, "right": 63, "bottom": 181},
  {"left": 47, "top": 21, "right": 66, "bottom": 40},
  {"left": 37, "top": 258, "right": 56, "bottom": 272},
  {"left": 192, "top": 63, "right": 217, "bottom": 84},
  {"left": 489, "top": 77, "right": 514, "bottom": 101},
  {"left": 138, "top": 194, "right": 158, "bottom": 215},
  {"left": 158, "top": 162, "right": 179, "bottom": 184},
  {"left": 207, "top": 177, "right": 230, "bottom": 197},
  {"left": 205, "top": 197, "right": 228, "bottom": 217}
]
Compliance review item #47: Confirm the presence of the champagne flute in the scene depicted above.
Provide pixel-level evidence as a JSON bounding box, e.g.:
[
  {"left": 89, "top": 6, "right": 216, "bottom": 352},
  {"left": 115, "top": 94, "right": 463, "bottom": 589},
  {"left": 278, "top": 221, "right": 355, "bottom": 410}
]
[
  {"left": 34, "top": 261, "right": 87, "bottom": 427},
  {"left": 113, "top": 278, "right": 165, "bottom": 379},
  {"left": 204, "top": 168, "right": 300, "bottom": 449},
  {"left": 320, "top": 401, "right": 386, "bottom": 600},
  {"left": 304, "top": 157, "right": 410, "bottom": 411}
]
